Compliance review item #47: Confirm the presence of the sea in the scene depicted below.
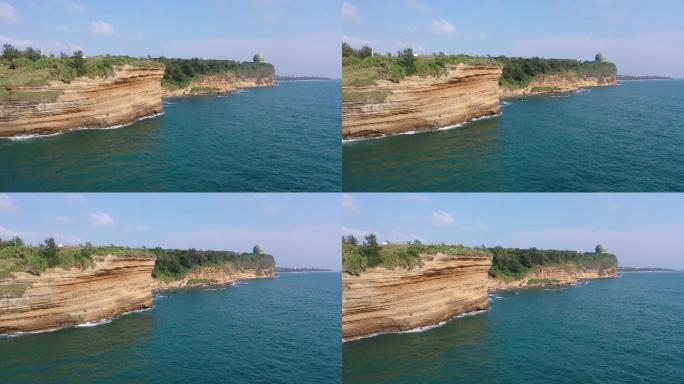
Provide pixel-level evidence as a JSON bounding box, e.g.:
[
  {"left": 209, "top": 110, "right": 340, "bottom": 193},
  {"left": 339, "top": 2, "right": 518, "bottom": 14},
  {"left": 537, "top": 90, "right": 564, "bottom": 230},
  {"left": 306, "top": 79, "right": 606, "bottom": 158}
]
[
  {"left": 342, "top": 271, "right": 684, "bottom": 384},
  {"left": 343, "top": 80, "right": 684, "bottom": 191},
  {"left": 0, "top": 80, "right": 341, "bottom": 192},
  {"left": 0, "top": 272, "right": 341, "bottom": 384}
]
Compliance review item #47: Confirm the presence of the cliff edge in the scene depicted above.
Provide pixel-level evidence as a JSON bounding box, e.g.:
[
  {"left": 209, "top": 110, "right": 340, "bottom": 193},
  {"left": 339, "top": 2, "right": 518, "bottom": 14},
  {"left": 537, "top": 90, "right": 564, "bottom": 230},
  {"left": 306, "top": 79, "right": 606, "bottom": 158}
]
[
  {"left": 0, "top": 254, "right": 155, "bottom": 334},
  {"left": 342, "top": 252, "right": 492, "bottom": 340}
]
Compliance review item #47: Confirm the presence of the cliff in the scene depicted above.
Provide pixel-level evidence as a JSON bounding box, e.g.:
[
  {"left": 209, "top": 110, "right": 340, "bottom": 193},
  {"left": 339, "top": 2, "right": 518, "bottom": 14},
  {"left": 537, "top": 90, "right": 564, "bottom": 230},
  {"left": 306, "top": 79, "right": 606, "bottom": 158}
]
[
  {"left": 500, "top": 72, "right": 618, "bottom": 98},
  {"left": 162, "top": 73, "right": 275, "bottom": 97},
  {"left": 342, "top": 252, "right": 492, "bottom": 340},
  {"left": 342, "top": 63, "right": 503, "bottom": 139},
  {"left": 152, "top": 263, "right": 275, "bottom": 289},
  {"left": 489, "top": 264, "right": 618, "bottom": 291},
  {"left": 0, "top": 65, "right": 164, "bottom": 138},
  {"left": 0, "top": 254, "right": 155, "bottom": 334}
]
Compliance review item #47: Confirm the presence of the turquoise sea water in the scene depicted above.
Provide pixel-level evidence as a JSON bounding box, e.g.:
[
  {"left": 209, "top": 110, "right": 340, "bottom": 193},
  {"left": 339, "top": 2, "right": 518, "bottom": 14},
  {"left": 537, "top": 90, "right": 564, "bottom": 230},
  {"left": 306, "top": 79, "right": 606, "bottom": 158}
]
[
  {"left": 0, "top": 80, "right": 341, "bottom": 192},
  {"left": 343, "top": 80, "right": 684, "bottom": 191},
  {"left": 0, "top": 272, "right": 341, "bottom": 384},
  {"left": 343, "top": 272, "right": 684, "bottom": 384}
]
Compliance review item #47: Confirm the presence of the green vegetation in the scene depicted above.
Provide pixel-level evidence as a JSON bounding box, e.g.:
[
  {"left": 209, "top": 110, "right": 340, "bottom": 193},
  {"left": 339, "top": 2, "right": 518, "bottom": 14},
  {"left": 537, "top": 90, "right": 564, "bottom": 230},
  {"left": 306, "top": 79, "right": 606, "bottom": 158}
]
[
  {"left": 158, "top": 58, "right": 275, "bottom": 90},
  {"left": 0, "top": 237, "right": 152, "bottom": 276},
  {"left": 497, "top": 57, "right": 617, "bottom": 89},
  {"left": 190, "top": 86, "right": 219, "bottom": 93},
  {"left": 530, "top": 86, "right": 560, "bottom": 93},
  {"left": 341, "top": 43, "right": 617, "bottom": 91},
  {"left": 342, "top": 234, "right": 490, "bottom": 274},
  {"left": 151, "top": 248, "right": 275, "bottom": 281},
  {"left": 342, "top": 42, "right": 498, "bottom": 86},
  {"left": 489, "top": 247, "right": 618, "bottom": 281},
  {"left": 1, "top": 43, "right": 275, "bottom": 100},
  {"left": 186, "top": 278, "right": 218, "bottom": 285}
]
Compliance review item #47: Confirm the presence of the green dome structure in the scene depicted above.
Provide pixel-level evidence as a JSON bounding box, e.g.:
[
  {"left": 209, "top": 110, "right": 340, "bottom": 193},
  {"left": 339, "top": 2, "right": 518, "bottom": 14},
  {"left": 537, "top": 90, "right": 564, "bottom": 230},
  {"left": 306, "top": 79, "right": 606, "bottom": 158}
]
[
  {"left": 253, "top": 53, "right": 265, "bottom": 63},
  {"left": 253, "top": 244, "right": 265, "bottom": 254},
  {"left": 596, "top": 244, "right": 607, "bottom": 254},
  {"left": 595, "top": 53, "right": 607, "bottom": 63}
]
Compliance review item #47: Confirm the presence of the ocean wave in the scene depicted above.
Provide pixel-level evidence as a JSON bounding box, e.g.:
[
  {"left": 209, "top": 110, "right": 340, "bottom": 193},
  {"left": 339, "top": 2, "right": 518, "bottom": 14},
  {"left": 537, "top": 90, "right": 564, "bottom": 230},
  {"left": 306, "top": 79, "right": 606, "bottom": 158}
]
[
  {"left": 342, "top": 113, "right": 502, "bottom": 143},
  {"left": 2, "top": 112, "right": 165, "bottom": 141}
]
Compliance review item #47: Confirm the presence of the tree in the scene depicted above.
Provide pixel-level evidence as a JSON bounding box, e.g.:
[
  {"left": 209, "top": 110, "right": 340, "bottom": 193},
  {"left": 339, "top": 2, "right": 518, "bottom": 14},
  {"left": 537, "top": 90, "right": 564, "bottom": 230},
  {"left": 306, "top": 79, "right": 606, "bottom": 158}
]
[
  {"left": 2, "top": 43, "right": 20, "bottom": 60},
  {"left": 23, "top": 47, "right": 42, "bottom": 61},
  {"left": 342, "top": 42, "right": 354, "bottom": 57},
  {"left": 71, "top": 50, "right": 86, "bottom": 76},
  {"left": 345, "top": 235, "right": 358, "bottom": 246},
  {"left": 41, "top": 237, "right": 59, "bottom": 267},
  {"left": 398, "top": 47, "right": 416, "bottom": 75}
]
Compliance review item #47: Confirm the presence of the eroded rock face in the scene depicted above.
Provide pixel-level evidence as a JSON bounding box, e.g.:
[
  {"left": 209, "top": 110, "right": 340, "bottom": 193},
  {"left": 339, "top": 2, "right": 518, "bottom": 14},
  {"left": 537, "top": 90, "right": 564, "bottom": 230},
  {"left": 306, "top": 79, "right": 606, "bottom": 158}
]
[
  {"left": 0, "top": 254, "right": 155, "bottom": 334},
  {"left": 500, "top": 73, "right": 618, "bottom": 98},
  {"left": 342, "top": 64, "right": 503, "bottom": 139},
  {"left": 152, "top": 265, "right": 276, "bottom": 290},
  {"left": 161, "top": 74, "right": 276, "bottom": 97},
  {"left": 0, "top": 65, "right": 165, "bottom": 137},
  {"left": 342, "top": 252, "right": 492, "bottom": 340},
  {"left": 488, "top": 265, "right": 618, "bottom": 291}
]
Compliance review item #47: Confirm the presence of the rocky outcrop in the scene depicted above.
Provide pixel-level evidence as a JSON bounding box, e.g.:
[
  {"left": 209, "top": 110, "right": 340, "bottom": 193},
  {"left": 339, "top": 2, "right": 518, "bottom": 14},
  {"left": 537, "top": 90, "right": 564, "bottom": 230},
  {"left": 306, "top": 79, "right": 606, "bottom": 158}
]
[
  {"left": 489, "top": 264, "right": 618, "bottom": 291},
  {"left": 500, "top": 72, "right": 618, "bottom": 98},
  {"left": 162, "top": 73, "right": 275, "bottom": 97},
  {"left": 0, "top": 254, "right": 155, "bottom": 334},
  {"left": 342, "top": 64, "right": 503, "bottom": 139},
  {"left": 342, "top": 252, "right": 492, "bottom": 340},
  {"left": 152, "top": 264, "right": 276, "bottom": 290},
  {"left": 0, "top": 65, "right": 164, "bottom": 138}
]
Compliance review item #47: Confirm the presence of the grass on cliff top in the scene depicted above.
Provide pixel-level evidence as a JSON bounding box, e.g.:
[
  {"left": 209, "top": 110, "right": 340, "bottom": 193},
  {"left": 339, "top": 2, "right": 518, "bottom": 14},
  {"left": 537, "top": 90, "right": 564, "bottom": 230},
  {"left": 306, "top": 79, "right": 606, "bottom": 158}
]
[
  {"left": 0, "top": 55, "right": 159, "bottom": 89},
  {"left": 158, "top": 58, "right": 275, "bottom": 90},
  {"left": 498, "top": 57, "right": 617, "bottom": 89},
  {"left": 342, "top": 52, "right": 498, "bottom": 87},
  {"left": 342, "top": 234, "right": 491, "bottom": 274},
  {"left": 489, "top": 246, "right": 618, "bottom": 281},
  {"left": 0, "top": 238, "right": 153, "bottom": 276}
]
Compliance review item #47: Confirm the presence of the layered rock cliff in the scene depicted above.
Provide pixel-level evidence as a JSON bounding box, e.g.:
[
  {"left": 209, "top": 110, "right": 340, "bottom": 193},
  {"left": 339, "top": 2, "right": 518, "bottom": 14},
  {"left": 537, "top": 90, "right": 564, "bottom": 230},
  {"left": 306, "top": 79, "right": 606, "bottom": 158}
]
[
  {"left": 342, "top": 63, "right": 502, "bottom": 139},
  {"left": 499, "top": 72, "right": 618, "bottom": 98},
  {"left": 342, "top": 252, "right": 492, "bottom": 340},
  {"left": 0, "top": 65, "right": 164, "bottom": 138},
  {"left": 162, "top": 73, "right": 275, "bottom": 97},
  {"left": 152, "top": 264, "right": 276, "bottom": 290},
  {"left": 0, "top": 254, "right": 155, "bottom": 334},
  {"left": 489, "top": 264, "right": 618, "bottom": 291}
]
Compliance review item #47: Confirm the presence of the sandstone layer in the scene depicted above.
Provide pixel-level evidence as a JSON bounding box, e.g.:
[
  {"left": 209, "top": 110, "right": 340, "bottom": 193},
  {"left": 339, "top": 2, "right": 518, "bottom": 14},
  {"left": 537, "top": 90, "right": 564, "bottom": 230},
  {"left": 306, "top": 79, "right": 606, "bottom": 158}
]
[
  {"left": 342, "top": 252, "right": 492, "bottom": 340},
  {"left": 0, "top": 65, "right": 164, "bottom": 138},
  {"left": 489, "top": 264, "right": 618, "bottom": 291},
  {"left": 342, "top": 64, "right": 503, "bottom": 139},
  {"left": 0, "top": 254, "right": 155, "bottom": 334},
  {"left": 152, "top": 265, "right": 276, "bottom": 290},
  {"left": 500, "top": 73, "right": 618, "bottom": 98},
  {"left": 162, "top": 73, "right": 275, "bottom": 97}
]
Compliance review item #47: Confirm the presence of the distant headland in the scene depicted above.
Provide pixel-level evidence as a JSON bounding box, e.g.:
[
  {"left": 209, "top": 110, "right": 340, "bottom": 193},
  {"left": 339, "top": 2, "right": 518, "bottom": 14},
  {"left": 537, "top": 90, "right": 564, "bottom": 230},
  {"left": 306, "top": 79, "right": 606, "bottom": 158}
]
[
  {"left": 617, "top": 75, "right": 674, "bottom": 80},
  {"left": 618, "top": 266, "right": 676, "bottom": 272},
  {"left": 276, "top": 267, "right": 332, "bottom": 272}
]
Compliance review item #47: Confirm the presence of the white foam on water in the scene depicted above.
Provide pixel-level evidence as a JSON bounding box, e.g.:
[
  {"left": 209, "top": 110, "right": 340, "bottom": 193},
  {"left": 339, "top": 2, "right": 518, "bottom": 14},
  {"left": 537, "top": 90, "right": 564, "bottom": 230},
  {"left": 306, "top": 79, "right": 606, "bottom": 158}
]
[{"left": 2, "top": 112, "right": 164, "bottom": 141}]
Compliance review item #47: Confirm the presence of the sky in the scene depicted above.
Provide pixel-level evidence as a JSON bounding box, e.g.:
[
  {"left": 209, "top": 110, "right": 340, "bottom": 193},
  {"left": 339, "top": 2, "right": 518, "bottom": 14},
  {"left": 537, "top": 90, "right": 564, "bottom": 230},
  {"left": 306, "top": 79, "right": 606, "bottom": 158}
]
[
  {"left": 342, "top": 0, "right": 684, "bottom": 78},
  {"left": 343, "top": 193, "right": 684, "bottom": 270},
  {"left": 0, "top": 0, "right": 340, "bottom": 78},
  {"left": 0, "top": 193, "right": 341, "bottom": 270}
]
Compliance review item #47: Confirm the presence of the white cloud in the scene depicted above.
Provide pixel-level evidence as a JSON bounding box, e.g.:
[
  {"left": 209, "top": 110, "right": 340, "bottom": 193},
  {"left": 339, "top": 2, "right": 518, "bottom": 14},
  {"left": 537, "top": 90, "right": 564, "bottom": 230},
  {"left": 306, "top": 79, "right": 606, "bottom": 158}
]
[
  {"left": 431, "top": 20, "right": 456, "bottom": 35},
  {"left": 0, "top": 193, "right": 16, "bottom": 213},
  {"left": 342, "top": 193, "right": 358, "bottom": 213},
  {"left": 51, "top": 233, "right": 84, "bottom": 246},
  {"left": 430, "top": 210, "right": 455, "bottom": 227},
  {"left": 135, "top": 223, "right": 146, "bottom": 232},
  {"left": 395, "top": 40, "right": 426, "bottom": 54},
  {"left": 0, "top": 2, "right": 18, "bottom": 22},
  {"left": 90, "top": 20, "right": 114, "bottom": 36},
  {"left": 342, "top": 1, "right": 360, "bottom": 23},
  {"left": 59, "top": 0, "right": 86, "bottom": 12},
  {"left": 0, "top": 225, "right": 34, "bottom": 241},
  {"left": 406, "top": 0, "right": 432, "bottom": 13},
  {"left": 88, "top": 212, "right": 114, "bottom": 227}
]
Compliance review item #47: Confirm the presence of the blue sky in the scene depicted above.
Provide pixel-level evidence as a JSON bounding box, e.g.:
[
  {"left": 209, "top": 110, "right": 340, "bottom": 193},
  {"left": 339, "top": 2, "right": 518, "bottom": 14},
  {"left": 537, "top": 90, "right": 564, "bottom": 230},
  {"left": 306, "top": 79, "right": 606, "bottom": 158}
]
[
  {"left": 0, "top": 0, "right": 340, "bottom": 78},
  {"left": 343, "top": 0, "right": 684, "bottom": 77},
  {"left": 0, "top": 193, "right": 341, "bottom": 270},
  {"left": 343, "top": 193, "right": 684, "bottom": 269}
]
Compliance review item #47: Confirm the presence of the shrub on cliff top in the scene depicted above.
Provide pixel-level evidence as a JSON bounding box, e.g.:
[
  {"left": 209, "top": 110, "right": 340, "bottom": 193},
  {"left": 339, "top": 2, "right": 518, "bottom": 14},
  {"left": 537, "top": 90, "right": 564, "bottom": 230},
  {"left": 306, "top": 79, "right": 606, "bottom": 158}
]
[{"left": 488, "top": 247, "right": 618, "bottom": 280}]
